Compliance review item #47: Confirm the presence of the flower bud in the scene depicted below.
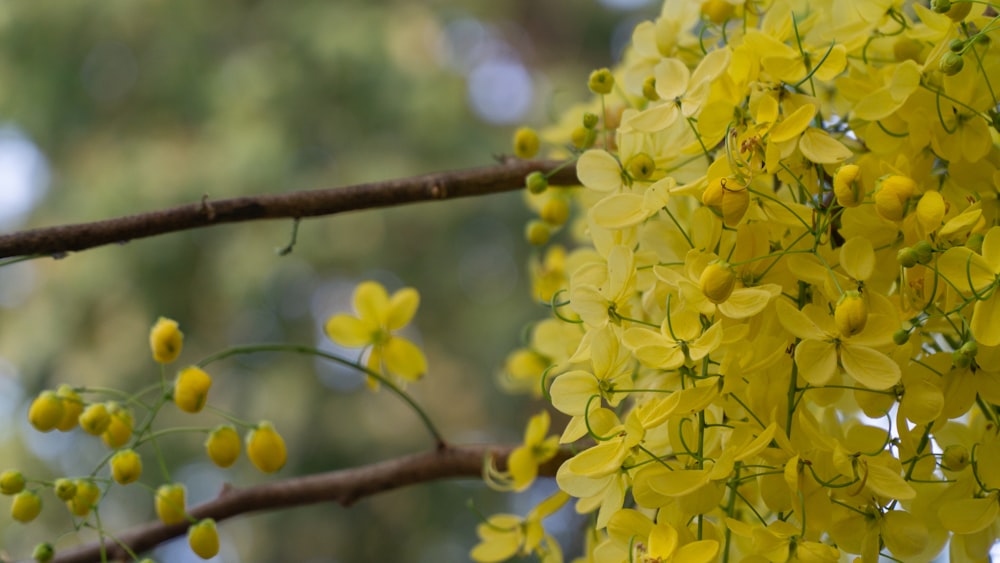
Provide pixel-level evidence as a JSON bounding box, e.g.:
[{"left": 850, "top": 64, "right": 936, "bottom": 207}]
[
  {"left": 110, "top": 449, "right": 142, "bottom": 485},
  {"left": 833, "top": 164, "right": 864, "bottom": 207},
  {"left": 625, "top": 152, "right": 655, "bottom": 180},
  {"left": 174, "top": 366, "right": 212, "bottom": 414},
  {"left": 952, "top": 349, "right": 972, "bottom": 369},
  {"left": 513, "top": 127, "right": 540, "bottom": 159},
  {"left": 55, "top": 385, "right": 83, "bottom": 432},
  {"left": 897, "top": 247, "right": 919, "bottom": 268},
  {"left": 642, "top": 76, "right": 659, "bottom": 101},
  {"left": 526, "top": 171, "right": 548, "bottom": 194},
  {"left": 188, "top": 519, "right": 220, "bottom": 559},
  {"left": 540, "top": 198, "right": 571, "bottom": 226},
  {"left": 939, "top": 52, "right": 964, "bottom": 75},
  {"left": 912, "top": 240, "right": 934, "bottom": 264},
  {"left": 945, "top": 2, "right": 972, "bottom": 21},
  {"left": 79, "top": 402, "right": 112, "bottom": 435},
  {"left": 53, "top": 478, "right": 76, "bottom": 501},
  {"left": 66, "top": 480, "right": 100, "bottom": 517},
  {"left": 155, "top": 483, "right": 187, "bottom": 525},
  {"left": 701, "top": 0, "right": 735, "bottom": 24},
  {"left": 959, "top": 340, "right": 979, "bottom": 359},
  {"left": 699, "top": 261, "right": 737, "bottom": 304},
  {"left": 588, "top": 68, "right": 614, "bottom": 95},
  {"left": 28, "top": 391, "right": 64, "bottom": 433},
  {"left": 102, "top": 404, "right": 134, "bottom": 448},
  {"left": 526, "top": 221, "right": 551, "bottom": 246},
  {"left": 32, "top": 542, "right": 54, "bottom": 563},
  {"left": 582, "top": 112, "right": 599, "bottom": 129},
  {"left": 931, "top": 0, "right": 952, "bottom": 13},
  {"left": 835, "top": 291, "right": 868, "bottom": 337},
  {"left": 702, "top": 177, "right": 726, "bottom": 208},
  {"left": 949, "top": 38, "right": 966, "bottom": 53},
  {"left": 150, "top": 317, "right": 183, "bottom": 364},
  {"left": 205, "top": 425, "right": 241, "bottom": 468},
  {"left": 874, "top": 175, "right": 916, "bottom": 221},
  {"left": 892, "top": 329, "right": 911, "bottom": 345},
  {"left": 571, "top": 126, "right": 597, "bottom": 150},
  {"left": 11, "top": 490, "right": 42, "bottom": 523},
  {"left": 941, "top": 444, "right": 970, "bottom": 471},
  {"left": 246, "top": 421, "right": 287, "bottom": 474},
  {"left": 1, "top": 470, "right": 25, "bottom": 495}
]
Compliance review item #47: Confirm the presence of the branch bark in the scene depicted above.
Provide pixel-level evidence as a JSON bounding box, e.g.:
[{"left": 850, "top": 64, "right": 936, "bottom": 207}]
[
  {"left": 51, "top": 443, "right": 571, "bottom": 563},
  {"left": 0, "top": 159, "right": 578, "bottom": 259}
]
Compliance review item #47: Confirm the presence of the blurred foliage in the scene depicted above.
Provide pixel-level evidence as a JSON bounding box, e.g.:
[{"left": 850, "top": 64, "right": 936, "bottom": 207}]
[{"left": 0, "top": 0, "right": 655, "bottom": 561}]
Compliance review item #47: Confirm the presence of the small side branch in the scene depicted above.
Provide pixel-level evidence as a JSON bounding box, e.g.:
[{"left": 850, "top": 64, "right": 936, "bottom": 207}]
[
  {"left": 51, "top": 443, "right": 571, "bottom": 563},
  {"left": 0, "top": 159, "right": 578, "bottom": 259}
]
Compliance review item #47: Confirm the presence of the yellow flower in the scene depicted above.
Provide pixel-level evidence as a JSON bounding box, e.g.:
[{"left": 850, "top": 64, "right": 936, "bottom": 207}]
[
  {"left": 11, "top": 490, "right": 41, "bottom": 523},
  {"left": 149, "top": 317, "right": 183, "bottom": 364},
  {"left": 155, "top": 483, "right": 187, "bottom": 525},
  {"left": 873, "top": 175, "right": 916, "bottom": 221},
  {"left": 173, "top": 366, "right": 212, "bottom": 413},
  {"left": 937, "top": 226, "right": 1000, "bottom": 346},
  {"left": 188, "top": 519, "right": 220, "bottom": 559},
  {"left": 506, "top": 411, "right": 560, "bottom": 492},
  {"left": 205, "top": 425, "right": 241, "bottom": 468},
  {"left": 470, "top": 492, "right": 568, "bottom": 562},
  {"left": 110, "top": 449, "right": 142, "bottom": 485},
  {"left": 28, "top": 390, "right": 64, "bottom": 433},
  {"left": 66, "top": 479, "right": 100, "bottom": 517},
  {"left": 325, "top": 280, "right": 427, "bottom": 386},
  {"left": 246, "top": 421, "right": 287, "bottom": 474}
]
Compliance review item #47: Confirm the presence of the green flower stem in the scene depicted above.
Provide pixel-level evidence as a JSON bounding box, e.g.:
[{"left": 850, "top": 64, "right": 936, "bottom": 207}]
[{"left": 197, "top": 343, "right": 445, "bottom": 447}]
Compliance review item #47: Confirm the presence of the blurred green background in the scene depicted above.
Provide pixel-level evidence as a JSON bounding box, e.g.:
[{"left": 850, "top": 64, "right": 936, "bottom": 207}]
[{"left": 0, "top": 1, "right": 656, "bottom": 561}]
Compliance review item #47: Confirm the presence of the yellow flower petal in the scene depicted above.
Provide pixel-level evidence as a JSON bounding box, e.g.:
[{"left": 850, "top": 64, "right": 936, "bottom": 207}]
[
  {"left": 972, "top": 296, "right": 1000, "bottom": 347},
  {"left": 354, "top": 281, "right": 389, "bottom": 324},
  {"left": 591, "top": 193, "right": 651, "bottom": 229},
  {"left": 577, "top": 150, "right": 623, "bottom": 192},
  {"left": 840, "top": 237, "right": 874, "bottom": 281},
  {"left": 382, "top": 337, "right": 427, "bottom": 381},
  {"left": 770, "top": 104, "right": 817, "bottom": 143},
  {"left": 325, "top": 314, "right": 374, "bottom": 347},
  {"left": 794, "top": 339, "right": 838, "bottom": 386},
  {"left": 385, "top": 288, "right": 419, "bottom": 331},
  {"left": 648, "top": 521, "right": 679, "bottom": 558},
  {"left": 798, "top": 128, "right": 852, "bottom": 163},
  {"left": 937, "top": 247, "right": 994, "bottom": 293},
  {"left": 865, "top": 461, "right": 916, "bottom": 500},
  {"left": 675, "top": 540, "right": 720, "bottom": 563},
  {"left": 939, "top": 496, "right": 999, "bottom": 534},
  {"left": 840, "top": 344, "right": 901, "bottom": 390}
]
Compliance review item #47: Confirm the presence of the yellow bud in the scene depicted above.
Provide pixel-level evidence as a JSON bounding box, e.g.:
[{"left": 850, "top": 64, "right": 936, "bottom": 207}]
[
  {"left": 525, "top": 171, "right": 548, "bottom": 194},
  {"left": 945, "top": 1, "right": 972, "bottom": 21},
  {"left": 66, "top": 480, "right": 100, "bottom": 517},
  {"left": 205, "top": 425, "right": 242, "bottom": 468},
  {"left": 835, "top": 291, "right": 868, "bottom": 337},
  {"left": 874, "top": 175, "right": 916, "bottom": 221},
  {"left": 188, "top": 519, "right": 220, "bottom": 560},
  {"left": 32, "top": 542, "right": 54, "bottom": 563},
  {"left": 570, "top": 126, "right": 596, "bottom": 150},
  {"left": 702, "top": 177, "right": 726, "bottom": 208},
  {"left": 513, "top": 127, "right": 540, "bottom": 159},
  {"left": 525, "top": 220, "right": 550, "bottom": 246},
  {"left": 150, "top": 317, "right": 183, "bottom": 364},
  {"left": 79, "top": 402, "right": 111, "bottom": 436},
  {"left": 833, "top": 164, "right": 864, "bottom": 207},
  {"left": 53, "top": 478, "right": 77, "bottom": 501},
  {"left": 155, "top": 483, "right": 187, "bottom": 525},
  {"left": 699, "top": 261, "right": 737, "bottom": 304},
  {"left": 54, "top": 385, "right": 83, "bottom": 432},
  {"left": 102, "top": 403, "right": 134, "bottom": 449},
  {"left": 941, "top": 444, "right": 970, "bottom": 471},
  {"left": 588, "top": 68, "right": 614, "bottom": 95},
  {"left": 28, "top": 391, "right": 64, "bottom": 433},
  {"left": 939, "top": 52, "right": 964, "bottom": 75},
  {"left": 1, "top": 470, "right": 25, "bottom": 495},
  {"left": 625, "top": 152, "right": 655, "bottom": 180},
  {"left": 246, "top": 421, "right": 287, "bottom": 474},
  {"left": 174, "top": 366, "right": 212, "bottom": 414},
  {"left": 540, "top": 198, "right": 570, "bottom": 226},
  {"left": 701, "top": 0, "right": 735, "bottom": 24},
  {"left": 11, "top": 490, "right": 42, "bottom": 523},
  {"left": 110, "top": 449, "right": 142, "bottom": 485}
]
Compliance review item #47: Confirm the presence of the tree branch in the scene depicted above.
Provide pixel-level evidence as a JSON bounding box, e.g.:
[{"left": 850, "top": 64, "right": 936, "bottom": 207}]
[
  {"left": 0, "top": 159, "right": 578, "bottom": 260},
  {"left": 51, "top": 443, "right": 571, "bottom": 563}
]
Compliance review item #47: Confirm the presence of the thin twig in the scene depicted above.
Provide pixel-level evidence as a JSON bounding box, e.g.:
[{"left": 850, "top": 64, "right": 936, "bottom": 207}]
[
  {"left": 51, "top": 443, "right": 571, "bottom": 563},
  {"left": 0, "top": 159, "right": 578, "bottom": 259}
]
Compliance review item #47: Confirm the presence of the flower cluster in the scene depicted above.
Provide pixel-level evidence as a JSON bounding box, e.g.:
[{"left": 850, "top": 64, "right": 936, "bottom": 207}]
[
  {"left": 490, "top": 1, "right": 1000, "bottom": 561},
  {"left": 7, "top": 317, "right": 288, "bottom": 561}
]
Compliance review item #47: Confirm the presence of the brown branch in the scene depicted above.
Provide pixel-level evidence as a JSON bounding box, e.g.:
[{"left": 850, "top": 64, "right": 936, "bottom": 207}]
[
  {"left": 0, "top": 159, "right": 578, "bottom": 259},
  {"left": 50, "top": 444, "right": 571, "bottom": 563}
]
